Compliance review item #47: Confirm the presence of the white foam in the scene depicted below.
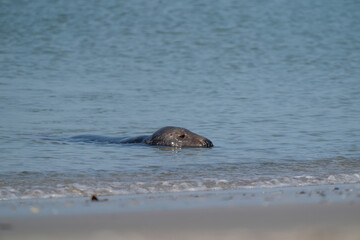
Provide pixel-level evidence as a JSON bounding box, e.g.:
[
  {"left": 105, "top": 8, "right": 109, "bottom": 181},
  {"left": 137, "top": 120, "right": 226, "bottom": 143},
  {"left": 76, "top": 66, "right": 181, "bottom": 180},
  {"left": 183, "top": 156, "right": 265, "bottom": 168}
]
[{"left": 1, "top": 172, "right": 360, "bottom": 200}]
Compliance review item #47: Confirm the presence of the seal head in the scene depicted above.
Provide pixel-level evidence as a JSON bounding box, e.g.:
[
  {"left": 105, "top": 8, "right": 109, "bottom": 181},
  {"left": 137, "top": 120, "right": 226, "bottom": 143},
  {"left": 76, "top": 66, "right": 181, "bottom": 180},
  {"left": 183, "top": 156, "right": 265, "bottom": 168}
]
[{"left": 145, "top": 126, "right": 213, "bottom": 148}]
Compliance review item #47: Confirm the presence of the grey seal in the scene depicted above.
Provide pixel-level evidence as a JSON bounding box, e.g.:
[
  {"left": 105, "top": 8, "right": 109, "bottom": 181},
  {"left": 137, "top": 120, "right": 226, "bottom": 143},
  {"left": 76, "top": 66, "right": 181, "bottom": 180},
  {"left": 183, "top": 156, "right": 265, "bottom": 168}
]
[{"left": 71, "top": 126, "right": 213, "bottom": 148}]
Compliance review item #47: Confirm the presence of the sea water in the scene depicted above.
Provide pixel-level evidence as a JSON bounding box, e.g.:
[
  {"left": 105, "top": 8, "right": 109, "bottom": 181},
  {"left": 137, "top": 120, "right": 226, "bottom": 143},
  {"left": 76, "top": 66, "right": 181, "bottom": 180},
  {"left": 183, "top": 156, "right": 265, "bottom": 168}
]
[{"left": 1, "top": 0, "right": 360, "bottom": 200}]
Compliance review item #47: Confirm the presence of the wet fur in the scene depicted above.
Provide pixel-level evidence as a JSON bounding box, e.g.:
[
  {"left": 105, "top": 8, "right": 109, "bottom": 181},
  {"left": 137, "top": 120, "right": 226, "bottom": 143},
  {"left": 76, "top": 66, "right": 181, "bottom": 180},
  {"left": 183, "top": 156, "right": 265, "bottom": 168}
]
[{"left": 72, "top": 126, "right": 213, "bottom": 148}]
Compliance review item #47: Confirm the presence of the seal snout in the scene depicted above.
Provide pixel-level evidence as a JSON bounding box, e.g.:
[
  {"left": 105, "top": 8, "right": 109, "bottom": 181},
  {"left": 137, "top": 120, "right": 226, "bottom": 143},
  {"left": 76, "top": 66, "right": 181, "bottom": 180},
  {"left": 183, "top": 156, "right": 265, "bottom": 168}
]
[{"left": 202, "top": 138, "right": 214, "bottom": 148}]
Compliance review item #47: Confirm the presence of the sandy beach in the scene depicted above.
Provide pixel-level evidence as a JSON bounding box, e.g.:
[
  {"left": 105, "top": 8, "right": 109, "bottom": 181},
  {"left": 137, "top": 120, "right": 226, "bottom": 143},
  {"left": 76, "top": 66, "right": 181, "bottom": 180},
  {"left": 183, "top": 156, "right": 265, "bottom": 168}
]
[
  {"left": 2, "top": 184, "right": 360, "bottom": 240},
  {"left": 2, "top": 202, "right": 360, "bottom": 240}
]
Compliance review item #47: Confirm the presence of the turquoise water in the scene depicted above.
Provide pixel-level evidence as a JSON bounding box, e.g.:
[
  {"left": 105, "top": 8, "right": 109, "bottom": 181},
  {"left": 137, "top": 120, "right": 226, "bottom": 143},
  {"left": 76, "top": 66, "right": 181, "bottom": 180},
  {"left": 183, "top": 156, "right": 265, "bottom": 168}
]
[{"left": 1, "top": 0, "right": 360, "bottom": 200}]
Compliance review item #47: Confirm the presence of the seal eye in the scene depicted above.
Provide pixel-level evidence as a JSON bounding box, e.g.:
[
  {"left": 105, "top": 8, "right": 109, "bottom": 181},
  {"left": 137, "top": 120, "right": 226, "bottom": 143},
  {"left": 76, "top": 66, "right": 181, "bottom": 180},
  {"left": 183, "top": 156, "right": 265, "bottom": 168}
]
[{"left": 179, "top": 134, "right": 185, "bottom": 139}]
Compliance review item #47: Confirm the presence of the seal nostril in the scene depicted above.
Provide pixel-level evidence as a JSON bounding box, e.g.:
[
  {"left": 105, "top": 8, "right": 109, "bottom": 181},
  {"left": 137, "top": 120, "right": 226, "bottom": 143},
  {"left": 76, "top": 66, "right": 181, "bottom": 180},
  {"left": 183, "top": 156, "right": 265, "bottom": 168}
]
[{"left": 203, "top": 139, "right": 213, "bottom": 148}]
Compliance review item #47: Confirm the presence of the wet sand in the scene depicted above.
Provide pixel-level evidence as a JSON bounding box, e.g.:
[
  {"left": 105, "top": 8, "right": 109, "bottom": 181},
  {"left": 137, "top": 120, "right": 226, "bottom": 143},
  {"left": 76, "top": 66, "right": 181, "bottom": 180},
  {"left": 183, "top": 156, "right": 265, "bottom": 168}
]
[{"left": 1, "top": 184, "right": 360, "bottom": 240}]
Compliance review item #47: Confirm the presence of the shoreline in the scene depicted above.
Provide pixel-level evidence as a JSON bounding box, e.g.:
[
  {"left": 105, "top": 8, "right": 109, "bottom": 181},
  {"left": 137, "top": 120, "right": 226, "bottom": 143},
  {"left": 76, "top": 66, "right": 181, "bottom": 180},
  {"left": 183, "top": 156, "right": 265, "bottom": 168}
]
[
  {"left": 1, "top": 183, "right": 360, "bottom": 217},
  {"left": 2, "top": 183, "right": 360, "bottom": 239}
]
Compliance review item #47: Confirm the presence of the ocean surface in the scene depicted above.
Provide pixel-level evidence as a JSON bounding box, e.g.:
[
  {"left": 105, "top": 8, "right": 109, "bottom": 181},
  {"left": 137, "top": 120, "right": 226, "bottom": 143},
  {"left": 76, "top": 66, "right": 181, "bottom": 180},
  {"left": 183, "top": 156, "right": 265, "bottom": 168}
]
[{"left": 1, "top": 0, "right": 360, "bottom": 200}]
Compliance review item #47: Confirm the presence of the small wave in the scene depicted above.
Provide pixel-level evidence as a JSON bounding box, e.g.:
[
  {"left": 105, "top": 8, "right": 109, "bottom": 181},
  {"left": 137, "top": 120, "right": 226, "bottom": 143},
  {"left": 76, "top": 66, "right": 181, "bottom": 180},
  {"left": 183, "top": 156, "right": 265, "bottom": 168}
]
[{"left": 1, "top": 172, "right": 360, "bottom": 200}]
